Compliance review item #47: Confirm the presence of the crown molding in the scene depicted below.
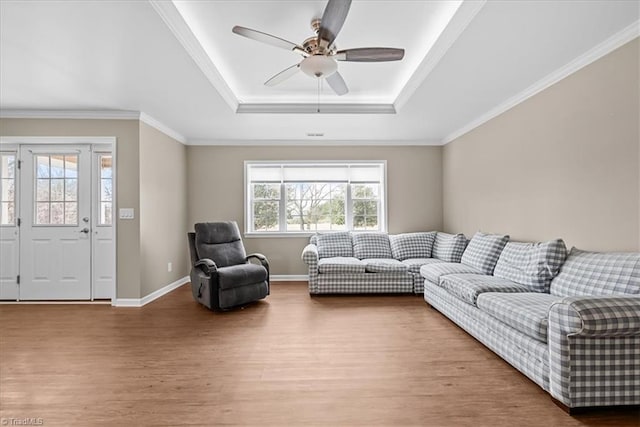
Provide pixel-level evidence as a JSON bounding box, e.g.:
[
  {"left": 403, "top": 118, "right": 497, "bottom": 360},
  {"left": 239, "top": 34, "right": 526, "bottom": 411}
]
[
  {"left": 235, "top": 103, "right": 396, "bottom": 114},
  {"left": 442, "top": 20, "right": 640, "bottom": 144},
  {"left": 139, "top": 112, "right": 186, "bottom": 144},
  {"left": 149, "top": 0, "right": 238, "bottom": 112},
  {"left": 187, "top": 138, "right": 441, "bottom": 146},
  {"left": 0, "top": 109, "right": 139, "bottom": 120},
  {"left": 0, "top": 109, "right": 187, "bottom": 144},
  {"left": 394, "top": 0, "right": 487, "bottom": 112}
]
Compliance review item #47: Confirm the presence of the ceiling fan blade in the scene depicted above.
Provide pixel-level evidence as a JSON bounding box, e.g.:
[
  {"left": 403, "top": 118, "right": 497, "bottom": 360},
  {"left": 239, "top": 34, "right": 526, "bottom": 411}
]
[
  {"left": 264, "top": 63, "right": 301, "bottom": 86},
  {"left": 334, "top": 47, "right": 405, "bottom": 62},
  {"left": 325, "top": 71, "right": 348, "bottom": 96},
  {"left": 317, "top": 0, "right": 352, "bottom": 49},
  {"left": 232, "top": 26, "right": 306, "bottom": 55}
]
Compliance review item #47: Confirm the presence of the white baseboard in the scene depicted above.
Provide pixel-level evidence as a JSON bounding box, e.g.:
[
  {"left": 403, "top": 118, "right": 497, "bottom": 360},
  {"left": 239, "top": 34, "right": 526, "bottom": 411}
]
[
  {"left": 271, "top": 275, "right": 308, "bottom": 282},
  {"left": 114, "top": 276, "right": 189, "bottom": 307}
]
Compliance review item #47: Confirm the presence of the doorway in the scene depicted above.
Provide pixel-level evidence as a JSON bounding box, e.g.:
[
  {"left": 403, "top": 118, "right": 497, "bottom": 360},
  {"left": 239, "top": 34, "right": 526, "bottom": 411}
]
[{"left": 0, "top": 138, "right": 116, "bottom": 301}]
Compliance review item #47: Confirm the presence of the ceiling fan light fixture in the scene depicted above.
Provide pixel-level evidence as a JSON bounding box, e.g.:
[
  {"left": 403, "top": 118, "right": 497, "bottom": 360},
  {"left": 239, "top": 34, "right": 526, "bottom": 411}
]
[{"left": 300, "top": 55, "right": 337, "bottom": 78}]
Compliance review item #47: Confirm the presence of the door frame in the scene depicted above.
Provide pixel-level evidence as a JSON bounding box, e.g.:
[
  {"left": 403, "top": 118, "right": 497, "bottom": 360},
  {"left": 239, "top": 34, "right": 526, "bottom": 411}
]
[{"left": 0, "top": 136, "right": 117, "bottom": 302}]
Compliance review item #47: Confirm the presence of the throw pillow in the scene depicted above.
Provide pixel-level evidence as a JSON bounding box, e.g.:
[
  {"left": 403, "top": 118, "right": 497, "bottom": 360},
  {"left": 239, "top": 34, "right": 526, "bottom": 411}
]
[
  {"left": 431, "top": 232, "right": 468, "bottom": 263},
  {"left": 352, "top": 232, "right": 393, "bottom": 259},
  {"left": 316, "top": 232, "right": 353, "bottom": 258},
  {"left": 389, "top": 232, "right": 436, "bottom": 261},
  {"left": 460, "top": 231, "right": 510, "bottom": 275}
]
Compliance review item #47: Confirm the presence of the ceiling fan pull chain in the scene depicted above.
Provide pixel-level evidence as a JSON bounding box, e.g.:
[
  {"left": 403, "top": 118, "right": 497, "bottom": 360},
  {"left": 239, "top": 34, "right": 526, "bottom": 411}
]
[{"left": 317, "top": 78, "right": 321, "bottom": 113}]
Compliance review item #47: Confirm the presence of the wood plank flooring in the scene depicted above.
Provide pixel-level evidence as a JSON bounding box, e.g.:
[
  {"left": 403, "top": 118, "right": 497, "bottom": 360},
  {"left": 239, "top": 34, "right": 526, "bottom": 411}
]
[{"left": 1, "top": 282, "right": 638, "bottom": 426}]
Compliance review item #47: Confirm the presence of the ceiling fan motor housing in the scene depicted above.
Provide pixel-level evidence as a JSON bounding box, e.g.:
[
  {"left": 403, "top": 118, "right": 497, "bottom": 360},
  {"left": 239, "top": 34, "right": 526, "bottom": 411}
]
[{"left": 300, "top": 55, "right": 337, "bottom": 78}]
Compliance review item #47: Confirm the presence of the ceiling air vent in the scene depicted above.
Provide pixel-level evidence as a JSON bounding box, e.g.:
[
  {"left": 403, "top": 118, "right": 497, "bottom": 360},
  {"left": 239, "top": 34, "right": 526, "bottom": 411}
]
[{"left": 306, "top": 132, "right": 324, "bottom": 137}]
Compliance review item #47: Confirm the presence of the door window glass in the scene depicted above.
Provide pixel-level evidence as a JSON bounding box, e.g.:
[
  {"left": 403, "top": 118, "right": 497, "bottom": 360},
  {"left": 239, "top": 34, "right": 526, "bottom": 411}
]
[
  {"left": 0, "top": 153, "right": 16, "bottom": 225},
  {"left": 34, "top": 154, "right": 78, "bottom": 225}
]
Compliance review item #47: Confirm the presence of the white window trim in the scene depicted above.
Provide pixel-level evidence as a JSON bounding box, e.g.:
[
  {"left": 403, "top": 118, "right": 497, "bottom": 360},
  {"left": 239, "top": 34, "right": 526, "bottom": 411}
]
[{"left": 244, "top": 160, "right": 387, "bottom": 238}]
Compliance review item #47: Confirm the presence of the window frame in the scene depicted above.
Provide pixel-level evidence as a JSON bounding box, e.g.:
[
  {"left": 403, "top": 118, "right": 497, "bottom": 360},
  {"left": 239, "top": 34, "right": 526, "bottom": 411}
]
[{"left": 244, "top": 160, "right": 387, "bottom": 237}]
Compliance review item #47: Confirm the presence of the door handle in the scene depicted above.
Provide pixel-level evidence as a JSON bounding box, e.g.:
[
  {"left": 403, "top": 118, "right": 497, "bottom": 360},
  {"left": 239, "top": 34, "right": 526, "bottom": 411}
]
[{"left": 80, "top": 228, "right": 90, "bottom": 234}]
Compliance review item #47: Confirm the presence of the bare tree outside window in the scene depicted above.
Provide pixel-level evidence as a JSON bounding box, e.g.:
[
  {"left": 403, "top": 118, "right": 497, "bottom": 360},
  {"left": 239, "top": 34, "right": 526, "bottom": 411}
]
[{"left": 246, "top": 163, "right": 384, "bottom": 233}]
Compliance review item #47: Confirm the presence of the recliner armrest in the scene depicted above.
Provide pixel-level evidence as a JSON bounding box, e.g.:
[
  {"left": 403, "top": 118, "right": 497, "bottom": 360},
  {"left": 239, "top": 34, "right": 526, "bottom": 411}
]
[
  {"left": 246, "top": 253, "right": 269, "bottom": 271},
  {"left": 549, "top": 295, "right": 640, "bottom": 337},
  {"left": 195, "top": 258, "right": 218, "bottom": 275}
]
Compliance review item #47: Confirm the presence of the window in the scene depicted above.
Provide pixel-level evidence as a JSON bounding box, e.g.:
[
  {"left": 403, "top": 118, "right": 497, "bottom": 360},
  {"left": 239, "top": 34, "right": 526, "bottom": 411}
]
[
  {"left": 98, "top": 154, "right": 113, "bottom": 225},
  {"left": 35, "top": 154, "right": 78, "bottom": 225},
  {"left": 0, "top": 152, "right": 16, "bottom": 225},
  {"left": 246, "top": 162, "right": 386, "bottom": 234}
]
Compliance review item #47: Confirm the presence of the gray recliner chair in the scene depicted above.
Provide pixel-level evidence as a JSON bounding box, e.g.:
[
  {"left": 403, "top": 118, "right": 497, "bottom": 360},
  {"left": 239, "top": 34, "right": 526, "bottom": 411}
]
[{"left": 187, "top": 221, "right": 269, "bottom": 311}]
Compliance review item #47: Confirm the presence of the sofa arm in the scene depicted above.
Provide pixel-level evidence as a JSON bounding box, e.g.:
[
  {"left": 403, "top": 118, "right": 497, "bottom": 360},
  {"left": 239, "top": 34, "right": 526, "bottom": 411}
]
[
  {"left": 301, "top": 244, "right": 319, "bottom": 293},
  {"left": 548, "top": 295, "right": 640, "bottom": 408},
  {"left": 551, "top": 296, "right": 640, "bottom": 337}
]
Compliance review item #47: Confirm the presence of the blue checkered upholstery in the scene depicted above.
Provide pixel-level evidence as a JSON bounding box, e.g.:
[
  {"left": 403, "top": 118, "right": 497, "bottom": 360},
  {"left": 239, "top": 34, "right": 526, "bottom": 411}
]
[
  {"left": 550, "top": 248, "right": 640, "bottom": 297},
  {"left": 460, "top": 232, "right": 509, "bottom": 275},
  {"left": 389, "top": 232, "right": 436, "bottom": 261},
  {"left": 432, "top": 232, "right": 468, "bottom": 262},
  {"left": 352, "top": 232, "right": 393, "bottom": 259},
  {"left": 316, "top": 232, "right": 353, "bottom": 258},
  {"left": 318, "top": 257, "right": 365, "bottom": 274},
  {"left": 425, "top": 282, "right": 550, "bottom": 391},
  {"left": 548, "top": 296, "right": 640, "bottom": 407},
  {"left": 316, "top": 273, "right": 413, "bottom": 293},
  {"left": 420, "top": 262, "right": 481, "bottom": 285},
  {"left": 439, "top": 274, "right": 531, "bottom": 306},
  {"left": 402, "top": 258, "right": 443, "bottom": 274},
  {"left": 476, "top": 292, "right": 560, "bottom": 342},
  {"left": 362, "top": 258, "right": 408, "bottom": 273},
  {"left": 493, "top": 239, "right": 567, "bottom": 293}
]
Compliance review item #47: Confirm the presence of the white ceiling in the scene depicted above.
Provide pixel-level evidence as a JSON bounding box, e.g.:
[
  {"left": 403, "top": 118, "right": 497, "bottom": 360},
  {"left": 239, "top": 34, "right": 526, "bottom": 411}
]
[
  {"left": 172, "top": 0, "right": 462, "bottom": 104},
  {"left": 0, "top": 1, "right": 638, "bottom": 144}
]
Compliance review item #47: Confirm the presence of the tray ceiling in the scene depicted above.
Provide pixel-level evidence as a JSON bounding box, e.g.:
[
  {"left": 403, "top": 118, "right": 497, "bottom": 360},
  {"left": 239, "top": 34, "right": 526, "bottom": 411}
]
[{"left": 0, "top": 1, "right": 638, "bottom": 142}]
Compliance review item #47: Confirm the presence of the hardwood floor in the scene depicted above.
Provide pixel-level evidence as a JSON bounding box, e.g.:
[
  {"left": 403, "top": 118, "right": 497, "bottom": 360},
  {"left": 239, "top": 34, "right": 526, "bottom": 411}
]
[{"left": 1, "top": 282, "right": 638, "bottom": 426}]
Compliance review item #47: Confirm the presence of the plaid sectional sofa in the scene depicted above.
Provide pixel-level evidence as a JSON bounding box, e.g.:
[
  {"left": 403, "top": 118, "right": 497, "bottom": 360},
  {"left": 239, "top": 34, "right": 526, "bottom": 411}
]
[
  {"left": 421, "top": 233, "right": 640, "bottom": 412},
  {"left": 301, "top": 231, "right": 468, "bottom": 294}
]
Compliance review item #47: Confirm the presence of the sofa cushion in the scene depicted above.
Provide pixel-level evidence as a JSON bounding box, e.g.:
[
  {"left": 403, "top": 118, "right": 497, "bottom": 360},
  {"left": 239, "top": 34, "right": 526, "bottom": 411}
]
[
  {"left": 318, "top": 257, "right": 365, "bottom": 274},
  {"left": 493, "top": 239, "right": 567, "bottom": 292},
  {"left": 420, "top": 262, "right": 481, "bottom": 285},
  {"left": 550, "top": 248, "right": 640, "bottom": 297},
  {"left": 432, "top": 232, "right": 468, "bottom": 263},
  {"left": 476, "top": 293, "right": 560, "bottom": 342},
  {"left": 461, "top": 232, "right": 509, "bottom": 275},
  {"left": 362, "top": 258, "right": 408, "bottom": 273},
  {"left": 316, "top": 232, "right": 353, "bottom": 259},
  {"left": 352, "top": 232, "right": 393, "bottom": 259},
  {"left": 217, "top": 263, "right": 268, "bottom": 290},
  {"left": 402, "top": 258, "right": 443, "bottom": 274},
  {"left": 389, "top": 232, "right": 436, "bottom": 261},
  {"left": 439, "top": 274, "right": 532, "bottom": 306}
]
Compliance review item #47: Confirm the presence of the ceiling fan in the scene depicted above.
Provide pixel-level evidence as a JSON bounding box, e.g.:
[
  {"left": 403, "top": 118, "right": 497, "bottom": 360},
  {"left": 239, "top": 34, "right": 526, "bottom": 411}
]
[{"left": 232, "top": 0, "right": 405, "bottom": 96}]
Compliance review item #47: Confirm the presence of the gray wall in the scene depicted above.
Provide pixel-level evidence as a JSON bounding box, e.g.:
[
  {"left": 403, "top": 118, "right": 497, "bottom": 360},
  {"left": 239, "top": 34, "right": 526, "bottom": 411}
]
[
  {"left": 139, "top": 122, "right": 188, "bottom": 296},
  {"left": 442, "top": 38, "right": 640, "bottom": 251},
  {"left": 186, "top": 145, "right": 443, "bottom": 275}
]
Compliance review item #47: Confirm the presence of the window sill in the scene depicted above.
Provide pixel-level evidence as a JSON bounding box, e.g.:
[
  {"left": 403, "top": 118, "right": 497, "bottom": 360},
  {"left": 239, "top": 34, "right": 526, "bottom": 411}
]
[{"left": 244, "top": 232, "right": 315, "bottom": 239}]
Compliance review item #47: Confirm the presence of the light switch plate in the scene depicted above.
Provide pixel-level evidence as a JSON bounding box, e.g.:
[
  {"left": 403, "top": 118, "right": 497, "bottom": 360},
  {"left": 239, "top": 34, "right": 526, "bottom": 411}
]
[{"left": 119, "top": 208, "right": 135, "bottom": 219}]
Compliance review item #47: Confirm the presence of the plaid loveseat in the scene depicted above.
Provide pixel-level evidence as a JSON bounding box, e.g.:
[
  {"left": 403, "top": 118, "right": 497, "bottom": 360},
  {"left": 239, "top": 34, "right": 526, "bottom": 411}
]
[
  {"left": 422, "top": 235, "right": 640, "bottom": 412},
  {"left": 301, "top": 231, "right": 468, "bottom": 294}
]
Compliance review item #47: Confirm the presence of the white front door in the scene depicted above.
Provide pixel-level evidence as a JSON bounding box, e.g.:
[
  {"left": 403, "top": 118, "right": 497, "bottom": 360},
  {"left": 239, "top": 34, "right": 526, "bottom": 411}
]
[{"left": 19, "top": 145, "right": 91, "bottom": 300}]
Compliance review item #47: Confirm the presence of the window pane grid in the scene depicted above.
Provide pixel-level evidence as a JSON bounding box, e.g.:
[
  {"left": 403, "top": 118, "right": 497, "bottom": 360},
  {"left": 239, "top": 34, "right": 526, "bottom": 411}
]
[
  {"left": 99, "top": 155, "right": 113, "bottom": 225},
  {"left": 34, "top": 154, "right": 78, "bottom": 225},
  {"left": 246, "top": 162, "right": 385, "bottom": 233},
  {"left": 0, "top": 153, "right": 17, "bottom": 225}
]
